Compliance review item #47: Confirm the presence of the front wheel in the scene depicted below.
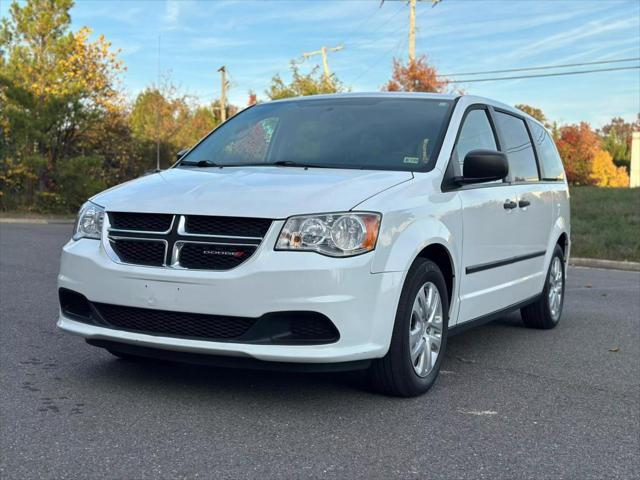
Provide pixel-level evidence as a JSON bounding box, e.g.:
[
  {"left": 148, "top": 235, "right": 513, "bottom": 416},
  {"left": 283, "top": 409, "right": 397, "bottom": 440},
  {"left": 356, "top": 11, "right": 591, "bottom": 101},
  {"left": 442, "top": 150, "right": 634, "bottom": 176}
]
[
  {"left": 369, "top": 258, "right": 449, "bottom": 397},
  {"left": 521, "top": 244, "right": 566, "bottom": 329}
]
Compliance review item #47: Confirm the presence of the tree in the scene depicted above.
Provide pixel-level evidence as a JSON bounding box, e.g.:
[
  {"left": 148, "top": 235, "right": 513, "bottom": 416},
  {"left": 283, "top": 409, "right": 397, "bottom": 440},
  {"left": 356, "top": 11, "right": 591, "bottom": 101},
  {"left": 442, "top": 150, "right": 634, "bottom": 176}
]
[
  {"left": 0, "top": 0, "right": 125, "bottom": 210},
  {"left": 130, "top": 85, "right": 188, "bottom": 169},
  {"left": 590, "top": 149, "right": 629, "bottom": 187},
  {"left": 174, "top": 106, "right": 216, "bottom": 150},
  {"left": 555, "top": 122, "right": 629, "bottom": 187},
  {"left": 266, "top": 62, "right": 346, "bottom": 100},
  {"left": 382, "top": 55, "right": 449, "bottom": 93},
  {"left": 598, "top": 115, "right": 640, "bottom": 171},
  {"left": 130, "top": 78, "right": 223, "bottom": 169},
  {"left": 515, "top": 104, "right": 548, "bottom": 126}
]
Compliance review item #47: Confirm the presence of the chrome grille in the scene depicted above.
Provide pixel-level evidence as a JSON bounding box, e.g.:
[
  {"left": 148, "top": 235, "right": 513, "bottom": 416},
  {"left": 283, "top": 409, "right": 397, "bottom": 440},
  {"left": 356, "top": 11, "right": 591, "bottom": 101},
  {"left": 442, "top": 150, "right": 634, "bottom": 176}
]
[{"left": 106, "top": 213, "right": 271, "bottom": 270}]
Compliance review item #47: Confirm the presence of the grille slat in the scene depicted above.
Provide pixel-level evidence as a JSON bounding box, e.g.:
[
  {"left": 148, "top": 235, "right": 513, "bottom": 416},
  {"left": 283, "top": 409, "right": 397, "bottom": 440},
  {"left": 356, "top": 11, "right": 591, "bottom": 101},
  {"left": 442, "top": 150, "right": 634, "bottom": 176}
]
[
  {"left": 110, "top": 239, "right": 166, "bottom": 266},
  {"left": 185, "top": 215, "right": 271, "bottom": 238},
  {"left": 109, "top": 212, "right": 173, "bottom": 232},
  {"left": 93, "top": 303, "right": 256, "bottom": 340}
]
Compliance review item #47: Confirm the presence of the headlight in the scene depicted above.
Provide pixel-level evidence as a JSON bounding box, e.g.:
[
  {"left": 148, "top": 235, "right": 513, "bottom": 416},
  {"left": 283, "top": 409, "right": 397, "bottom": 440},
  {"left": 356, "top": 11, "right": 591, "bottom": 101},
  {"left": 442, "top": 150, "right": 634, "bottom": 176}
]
[
  {"left": 275, "top": 212, "right": 381, "bottom": 257},
  {"left": 73, "top": 201, "right": 105, "bottom": 240}
]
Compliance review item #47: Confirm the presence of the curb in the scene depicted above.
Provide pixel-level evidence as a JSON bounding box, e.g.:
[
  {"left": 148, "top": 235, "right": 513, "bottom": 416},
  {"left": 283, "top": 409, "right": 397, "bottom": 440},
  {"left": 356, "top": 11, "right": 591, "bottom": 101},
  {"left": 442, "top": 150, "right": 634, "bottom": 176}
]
[
  {"left": 570, "top": 257, "right": 640, "bottom": 272},
  {"left": 0, "top": 217, "right": 75, "bottom": 225}
]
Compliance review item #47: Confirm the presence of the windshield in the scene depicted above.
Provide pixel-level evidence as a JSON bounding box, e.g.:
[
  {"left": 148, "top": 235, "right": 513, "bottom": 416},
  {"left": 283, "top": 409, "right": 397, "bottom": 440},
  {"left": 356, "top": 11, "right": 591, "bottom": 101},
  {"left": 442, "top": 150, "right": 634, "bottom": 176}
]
[{"left": 179, "top": 97, "right": 454, "bottom": 171}]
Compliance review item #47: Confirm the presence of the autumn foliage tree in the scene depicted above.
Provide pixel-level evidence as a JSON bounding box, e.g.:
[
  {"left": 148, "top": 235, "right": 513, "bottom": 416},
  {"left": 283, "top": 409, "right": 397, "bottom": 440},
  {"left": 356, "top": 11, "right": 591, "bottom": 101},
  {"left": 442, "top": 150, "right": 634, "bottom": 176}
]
[
  {"left": 383, "top": 55, "right": 449, "bottom": 93},
  {"left": 0, "top": 0, "right": 126, "bottom": 210},
  {"left": 555, "top": 122, "right": 629, "bottom": 187},
  {"left": 515, "top": 104, "right": 549, "bottom": 126}
]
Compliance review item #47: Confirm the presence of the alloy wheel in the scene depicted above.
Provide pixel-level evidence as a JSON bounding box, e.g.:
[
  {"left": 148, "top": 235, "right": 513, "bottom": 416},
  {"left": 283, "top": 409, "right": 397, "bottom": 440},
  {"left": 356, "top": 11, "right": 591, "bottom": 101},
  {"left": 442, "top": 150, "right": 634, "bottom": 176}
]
[
  {"left": 548, "top": 256, "right": 564, "bottom": 321},
  {"left": 409, "top": 282, "right": 443, "bottom": 377}
]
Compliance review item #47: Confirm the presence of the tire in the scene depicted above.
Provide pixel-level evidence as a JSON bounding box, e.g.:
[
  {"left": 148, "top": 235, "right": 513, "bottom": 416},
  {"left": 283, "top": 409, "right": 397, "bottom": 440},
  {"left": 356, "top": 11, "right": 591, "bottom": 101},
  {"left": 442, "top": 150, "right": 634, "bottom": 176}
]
[
  {"left": 521, "top": 244, "right": 565, "bottom": 329},
  {"left": 369, "top": 258, "right": 449, "bottom": 397}
]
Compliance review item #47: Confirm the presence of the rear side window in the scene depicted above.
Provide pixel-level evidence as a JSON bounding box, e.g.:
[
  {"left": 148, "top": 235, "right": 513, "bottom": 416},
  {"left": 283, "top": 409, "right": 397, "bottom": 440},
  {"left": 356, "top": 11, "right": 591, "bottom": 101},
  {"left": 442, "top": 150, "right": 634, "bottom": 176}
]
[
  {"left": 454, "top": 109, "right": 497, "bottom": 172},
  {"left": 529, "top": 122, "right": 565, "bottom": 181},
  {"left": 494, "top": 112, "right": 539, "bottom": 182}
]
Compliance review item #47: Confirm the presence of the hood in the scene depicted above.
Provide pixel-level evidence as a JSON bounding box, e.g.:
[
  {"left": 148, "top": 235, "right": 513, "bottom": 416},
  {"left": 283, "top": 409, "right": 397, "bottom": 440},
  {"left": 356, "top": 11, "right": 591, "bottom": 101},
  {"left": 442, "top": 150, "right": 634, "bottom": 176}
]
[{"left": 91, "top": 166, "right": 413, "bottom": 218}]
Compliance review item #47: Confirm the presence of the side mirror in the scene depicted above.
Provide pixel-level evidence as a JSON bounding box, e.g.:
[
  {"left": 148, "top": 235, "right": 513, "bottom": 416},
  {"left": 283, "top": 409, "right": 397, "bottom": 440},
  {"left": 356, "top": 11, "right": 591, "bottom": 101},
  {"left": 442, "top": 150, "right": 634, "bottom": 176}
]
[
  {"left": 176, "top": 148, "right": 189, "bottom": 162},
  {"left": 456, "top": 150, "right": 508, "bottom": 185}
]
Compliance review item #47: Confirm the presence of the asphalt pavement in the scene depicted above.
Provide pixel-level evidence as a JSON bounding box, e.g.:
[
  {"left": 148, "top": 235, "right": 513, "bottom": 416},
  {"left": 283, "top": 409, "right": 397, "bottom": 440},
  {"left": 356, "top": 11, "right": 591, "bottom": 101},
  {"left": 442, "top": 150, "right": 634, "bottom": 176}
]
[{"left": 1, "top": 223, "right": 638, "bottom": 479}]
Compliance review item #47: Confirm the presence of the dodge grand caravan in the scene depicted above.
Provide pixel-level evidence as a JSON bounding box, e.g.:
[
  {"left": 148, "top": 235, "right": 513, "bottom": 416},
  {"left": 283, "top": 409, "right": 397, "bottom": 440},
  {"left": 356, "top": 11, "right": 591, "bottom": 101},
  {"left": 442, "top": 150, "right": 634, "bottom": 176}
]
[{"left": 58, "top": 93, "right": 570, "bottom": 396}]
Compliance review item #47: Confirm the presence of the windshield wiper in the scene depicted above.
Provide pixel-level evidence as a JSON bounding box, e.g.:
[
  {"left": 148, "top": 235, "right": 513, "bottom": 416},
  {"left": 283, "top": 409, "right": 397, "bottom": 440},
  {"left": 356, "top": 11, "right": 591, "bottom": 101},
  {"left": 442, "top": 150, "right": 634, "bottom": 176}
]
[
  {"left": 271, "top": 160, "right": 328, "bottom": 168},
  {"left": 179, "top": 159, "right": 219, "bottom": 168}
]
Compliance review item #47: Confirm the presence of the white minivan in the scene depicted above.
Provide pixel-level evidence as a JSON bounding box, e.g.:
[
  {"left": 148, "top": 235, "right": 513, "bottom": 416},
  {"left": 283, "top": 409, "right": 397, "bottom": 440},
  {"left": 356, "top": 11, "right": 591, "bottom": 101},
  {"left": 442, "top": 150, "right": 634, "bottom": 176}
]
[{"left": 58, "top": 93, "right": 570, "bottom": 396}]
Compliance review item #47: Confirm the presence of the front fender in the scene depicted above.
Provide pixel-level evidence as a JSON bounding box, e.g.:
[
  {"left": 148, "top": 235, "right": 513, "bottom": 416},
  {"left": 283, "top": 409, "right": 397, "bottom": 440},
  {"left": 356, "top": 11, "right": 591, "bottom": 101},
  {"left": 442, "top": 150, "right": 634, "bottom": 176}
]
[{"left": 371, "top": 212, "right": 461, "bottom": 276}]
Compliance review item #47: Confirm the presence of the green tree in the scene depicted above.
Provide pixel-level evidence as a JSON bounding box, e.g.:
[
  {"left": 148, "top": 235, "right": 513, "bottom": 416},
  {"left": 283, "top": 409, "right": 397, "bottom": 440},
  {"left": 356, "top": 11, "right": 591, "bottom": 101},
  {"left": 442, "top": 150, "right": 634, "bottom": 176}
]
[
  {"left": 0, "top": 0, "right": 125, "bottom": 210},
  {"left": 598, "top": 115, "right": 640, "bottom": 172},
  {"left": 130, "top": 86, "right": 187, "bottom": 169},
  {"left": 130, "top": 79, "right": 223, "bottom": 169},
  {"left": 174, "top": 106, "right": 217, "bottom": 151},
  {"left": 266, "top": 62, "right": 347, "bottom": 100}
]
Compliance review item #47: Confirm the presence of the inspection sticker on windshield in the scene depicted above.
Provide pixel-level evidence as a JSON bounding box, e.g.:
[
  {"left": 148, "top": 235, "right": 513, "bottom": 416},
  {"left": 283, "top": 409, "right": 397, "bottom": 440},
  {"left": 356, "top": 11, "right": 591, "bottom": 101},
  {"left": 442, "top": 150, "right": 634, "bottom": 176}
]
[{"left": 403, "top": 156, "right": 419, "bottom": 164}]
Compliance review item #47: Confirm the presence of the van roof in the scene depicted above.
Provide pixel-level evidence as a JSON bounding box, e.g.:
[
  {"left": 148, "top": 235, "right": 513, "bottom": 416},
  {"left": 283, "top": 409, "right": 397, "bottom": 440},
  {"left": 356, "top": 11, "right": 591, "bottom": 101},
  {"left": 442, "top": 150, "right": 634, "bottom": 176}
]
[{"left": 266, "top": 92, "right": 546, "bottom": 129}]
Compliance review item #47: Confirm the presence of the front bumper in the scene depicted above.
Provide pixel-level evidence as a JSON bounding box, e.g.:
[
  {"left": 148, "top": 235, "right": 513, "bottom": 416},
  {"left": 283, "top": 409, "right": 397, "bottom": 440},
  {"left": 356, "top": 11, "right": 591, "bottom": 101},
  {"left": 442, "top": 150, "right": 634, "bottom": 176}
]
[{"left": 57, "top": 232, "right": 404, "bottom": 363}]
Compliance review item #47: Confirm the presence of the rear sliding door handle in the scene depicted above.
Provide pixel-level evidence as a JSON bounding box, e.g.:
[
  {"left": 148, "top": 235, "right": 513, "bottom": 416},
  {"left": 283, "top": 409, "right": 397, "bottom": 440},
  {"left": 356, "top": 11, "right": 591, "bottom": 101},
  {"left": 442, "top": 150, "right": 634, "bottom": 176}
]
[
  {"left": 503, "top": 199, "right": 517, "bottom": 210},
  {"left": 518, "top": 199, "right": 531, "bottom": 208}
]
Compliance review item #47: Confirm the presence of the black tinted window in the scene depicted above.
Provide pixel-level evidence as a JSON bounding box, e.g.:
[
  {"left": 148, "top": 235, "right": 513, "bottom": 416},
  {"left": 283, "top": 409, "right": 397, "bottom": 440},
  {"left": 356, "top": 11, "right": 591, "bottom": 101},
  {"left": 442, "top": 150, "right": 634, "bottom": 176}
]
[
  {"left": 495, "top": 112, "right": 539, "bottom": 182},
  {"left": 454, "top": 109, "right": 497, "bottom": 173},
  {"left": 182, "top": 98, "right": 454, "bottom": 171},
  {"left": 529, "top": 122, "right": 565, "bottom": 181}
]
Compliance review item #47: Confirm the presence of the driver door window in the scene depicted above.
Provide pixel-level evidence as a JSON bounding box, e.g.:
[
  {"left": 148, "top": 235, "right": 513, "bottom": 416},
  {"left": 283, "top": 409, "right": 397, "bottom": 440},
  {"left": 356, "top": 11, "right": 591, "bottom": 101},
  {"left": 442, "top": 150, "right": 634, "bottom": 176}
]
[{"left": 454, "top": 109, "right": 497, "bottom": 175}]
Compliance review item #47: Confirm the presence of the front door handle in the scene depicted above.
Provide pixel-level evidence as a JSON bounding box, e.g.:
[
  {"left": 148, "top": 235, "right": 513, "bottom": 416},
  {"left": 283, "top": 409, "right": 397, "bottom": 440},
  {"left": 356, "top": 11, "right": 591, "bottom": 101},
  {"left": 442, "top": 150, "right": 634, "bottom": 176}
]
[
  {"left": 503, "top": 199, "right": 517, "bottom": 210},
  {"left": 519, "top": 199, "right": 531, "bottom": 208}
]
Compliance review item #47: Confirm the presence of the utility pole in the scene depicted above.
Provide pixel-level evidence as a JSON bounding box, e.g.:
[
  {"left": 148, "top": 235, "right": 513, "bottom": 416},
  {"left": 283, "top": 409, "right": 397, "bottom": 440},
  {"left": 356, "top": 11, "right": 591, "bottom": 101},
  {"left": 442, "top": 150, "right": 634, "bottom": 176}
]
[
  {"left": 302, "top": 45, "right": 343, "bottom": 81},
  {"left": 408, "top": 0, "right": 416, "bottom": 63},
  {"left": 381, "top": 0, "right": 443, "bottom": 64},
  {"left": 218, "top": 66, "right": 227, "bottom": 122},
  {"left": 156, "top": 34, "right": 161, "bottom": 171}
]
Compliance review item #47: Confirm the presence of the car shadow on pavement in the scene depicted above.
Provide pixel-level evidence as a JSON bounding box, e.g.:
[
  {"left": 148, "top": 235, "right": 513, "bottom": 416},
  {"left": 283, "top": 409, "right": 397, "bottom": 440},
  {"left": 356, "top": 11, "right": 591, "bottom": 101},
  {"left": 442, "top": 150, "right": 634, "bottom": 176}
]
[
  {"left": 81, "top": 350, "right": 373, "bottom": 398},
  {"left": 72, "top": 313, "right": 526, "bottom": 400}
]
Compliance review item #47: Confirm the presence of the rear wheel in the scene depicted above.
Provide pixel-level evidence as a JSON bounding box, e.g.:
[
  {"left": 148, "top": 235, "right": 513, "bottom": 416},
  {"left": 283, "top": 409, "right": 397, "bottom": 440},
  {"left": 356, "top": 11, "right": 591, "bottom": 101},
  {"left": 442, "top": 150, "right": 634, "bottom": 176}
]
[
  {"left": 369, "top": 258, "right": 449, "bottom": 397},
  {"left": 521, "top": 244, "right": 565, "bottom": 329}
]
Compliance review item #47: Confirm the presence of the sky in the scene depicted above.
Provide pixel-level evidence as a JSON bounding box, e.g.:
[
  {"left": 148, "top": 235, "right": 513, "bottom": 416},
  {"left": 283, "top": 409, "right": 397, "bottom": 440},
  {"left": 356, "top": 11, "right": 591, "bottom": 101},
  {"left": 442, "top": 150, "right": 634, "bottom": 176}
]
[{"left": 1, "top": 0, "right": 639, "bottom": 127}]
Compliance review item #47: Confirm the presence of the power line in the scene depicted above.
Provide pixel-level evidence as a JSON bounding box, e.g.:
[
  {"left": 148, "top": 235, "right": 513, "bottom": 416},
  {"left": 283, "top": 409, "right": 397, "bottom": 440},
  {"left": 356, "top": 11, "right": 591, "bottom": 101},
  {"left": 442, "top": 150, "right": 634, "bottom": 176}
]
[
  {"left": 440, "top": 57, "right": 640, "bottom": 77},
  {"left": 350, "top": 34, "right": 406, "bottom": 84},
  {"left": 348, "top": 5, "right": 405, "bottom": 50},
  {"left": 339, "top": 5, "right": 380, "bottom": 47},
  {"left": 348, "top": 8, "right": 408, "bottom": 84},
  {"left": 448, "top": 65, "right": 639, "bottom": 83}
]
